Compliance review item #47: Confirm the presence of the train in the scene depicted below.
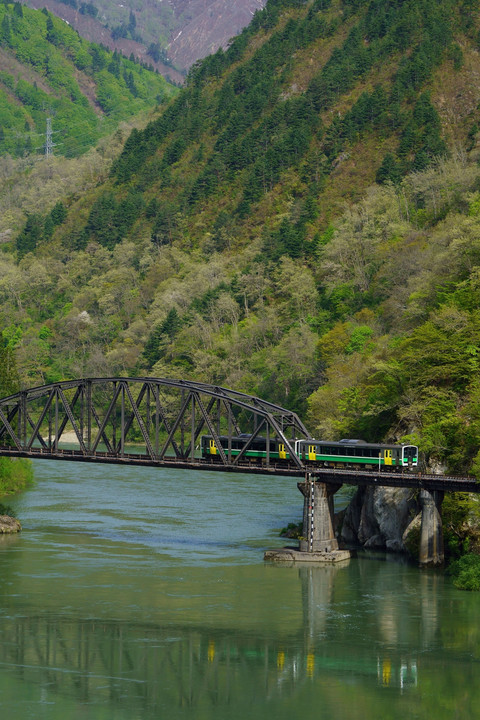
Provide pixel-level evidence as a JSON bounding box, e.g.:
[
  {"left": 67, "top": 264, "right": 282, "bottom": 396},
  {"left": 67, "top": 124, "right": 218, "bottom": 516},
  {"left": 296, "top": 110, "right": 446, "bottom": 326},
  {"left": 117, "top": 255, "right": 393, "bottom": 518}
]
[{"left": 200, "top": 434, "right": 418, "bottom": 471}]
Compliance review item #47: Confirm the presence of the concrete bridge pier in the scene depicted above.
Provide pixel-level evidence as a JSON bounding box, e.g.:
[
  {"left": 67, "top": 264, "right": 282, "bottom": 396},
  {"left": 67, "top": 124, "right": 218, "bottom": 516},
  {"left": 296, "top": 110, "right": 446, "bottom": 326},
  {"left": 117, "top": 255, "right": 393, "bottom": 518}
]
[
  {"left": 264, "top": 476, "right": 350, "bottom": 564},
  {"left": 298, "top": 477, "right": 342, "bottom": 553},
  {"left": 419, "top": 489, "right": 444, "bottom": 567}
]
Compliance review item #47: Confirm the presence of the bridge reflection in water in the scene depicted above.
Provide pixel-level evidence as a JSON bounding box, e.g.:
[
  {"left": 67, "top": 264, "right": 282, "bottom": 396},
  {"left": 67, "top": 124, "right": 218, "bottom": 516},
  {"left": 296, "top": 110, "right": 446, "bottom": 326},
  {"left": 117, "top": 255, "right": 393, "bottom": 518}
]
[{"left": 0, "top": 564, "right": 444, "bottom": 715}]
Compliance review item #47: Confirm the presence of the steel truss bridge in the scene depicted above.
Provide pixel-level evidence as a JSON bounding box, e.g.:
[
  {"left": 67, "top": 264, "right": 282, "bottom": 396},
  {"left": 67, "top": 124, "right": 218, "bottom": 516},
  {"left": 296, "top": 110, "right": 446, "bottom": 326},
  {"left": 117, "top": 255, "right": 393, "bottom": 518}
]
[
  {"left": 0, "top": 376, "right": 308, "bottom": 474},
  {"left": 0, "top": 376, "right": 478, "bottom": 493}
]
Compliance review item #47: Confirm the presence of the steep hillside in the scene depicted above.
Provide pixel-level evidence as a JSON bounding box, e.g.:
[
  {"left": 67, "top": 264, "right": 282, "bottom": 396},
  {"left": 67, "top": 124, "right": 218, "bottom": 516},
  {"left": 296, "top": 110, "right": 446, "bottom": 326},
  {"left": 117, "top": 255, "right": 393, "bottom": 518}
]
[
  {"left": 3, "top": 0, "right": 480, "bottom": 474},
  {"left": 0, "top": 1, "right": 176, "bottom": 157},
  {"left": 165, "top": 0, "right": 265, "bottom": 69},
  {"left": 24, "top": 0, "right": 264, "bottom": 74}
]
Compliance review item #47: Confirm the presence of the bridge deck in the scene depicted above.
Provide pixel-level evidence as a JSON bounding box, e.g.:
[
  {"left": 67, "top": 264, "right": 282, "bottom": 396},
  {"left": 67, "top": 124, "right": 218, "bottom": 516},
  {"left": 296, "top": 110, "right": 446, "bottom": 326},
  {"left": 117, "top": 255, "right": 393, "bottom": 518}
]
[{"left": 1, "top": 446, "right": 478, "bottom": 493}]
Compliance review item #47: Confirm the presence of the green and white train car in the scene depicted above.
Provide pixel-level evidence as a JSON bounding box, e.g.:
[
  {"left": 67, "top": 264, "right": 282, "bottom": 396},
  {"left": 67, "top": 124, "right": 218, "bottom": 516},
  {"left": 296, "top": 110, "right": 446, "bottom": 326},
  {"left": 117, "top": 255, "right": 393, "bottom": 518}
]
[
  {"left": 295, "top": 439, "right": 418, "bottom": 469},
  {"left": 201, "top": 435, "right": 418, "bottom": 470}
]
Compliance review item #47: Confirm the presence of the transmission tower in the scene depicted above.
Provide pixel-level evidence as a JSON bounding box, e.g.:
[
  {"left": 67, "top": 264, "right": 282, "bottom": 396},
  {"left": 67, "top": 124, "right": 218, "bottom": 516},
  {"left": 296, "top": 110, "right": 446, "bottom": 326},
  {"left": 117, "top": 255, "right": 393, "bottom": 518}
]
[{"left": 45, "top": 117, "right": 54, "bottom": 157}]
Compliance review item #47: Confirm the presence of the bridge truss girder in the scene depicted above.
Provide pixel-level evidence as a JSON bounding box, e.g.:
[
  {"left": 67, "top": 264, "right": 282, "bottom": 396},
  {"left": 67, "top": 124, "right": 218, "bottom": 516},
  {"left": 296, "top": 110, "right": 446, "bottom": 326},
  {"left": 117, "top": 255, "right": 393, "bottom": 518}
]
[{"left": 0, "top": 377, "right": 310, "bottom": 471}]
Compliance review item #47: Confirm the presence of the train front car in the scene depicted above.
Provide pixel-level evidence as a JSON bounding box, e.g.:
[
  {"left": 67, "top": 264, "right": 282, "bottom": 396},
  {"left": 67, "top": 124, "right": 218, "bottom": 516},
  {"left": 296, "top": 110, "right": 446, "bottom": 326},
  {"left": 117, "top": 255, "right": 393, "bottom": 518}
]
[
  {"left": 401, "top": 445, "right": 418, "bottom": 469},
  {"left": 298, "top": 439, "right": 418, "bottom": 471}
]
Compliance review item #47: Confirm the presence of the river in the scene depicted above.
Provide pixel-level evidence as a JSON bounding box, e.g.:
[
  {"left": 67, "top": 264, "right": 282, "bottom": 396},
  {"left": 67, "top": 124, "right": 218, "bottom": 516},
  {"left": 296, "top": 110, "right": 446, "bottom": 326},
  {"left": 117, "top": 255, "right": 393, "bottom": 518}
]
[{"left": 0, "top": 459, "right": 478, "bottom": 719}]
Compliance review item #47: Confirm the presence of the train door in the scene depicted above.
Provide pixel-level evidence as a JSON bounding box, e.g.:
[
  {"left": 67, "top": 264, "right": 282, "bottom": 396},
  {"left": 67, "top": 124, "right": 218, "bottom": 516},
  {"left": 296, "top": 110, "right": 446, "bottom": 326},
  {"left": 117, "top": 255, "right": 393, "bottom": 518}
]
[
  {"left": 279, "top": 444, "right": 287, "bottom": 460},
  {"left": 209, "top": 439, "right": 217, "bottom": 455},
  {"left": 384, "top": 449, "right": 393, "bottom": 466},
  {"left": 308, "top": 445, "right": 317, "bottom": 461}
]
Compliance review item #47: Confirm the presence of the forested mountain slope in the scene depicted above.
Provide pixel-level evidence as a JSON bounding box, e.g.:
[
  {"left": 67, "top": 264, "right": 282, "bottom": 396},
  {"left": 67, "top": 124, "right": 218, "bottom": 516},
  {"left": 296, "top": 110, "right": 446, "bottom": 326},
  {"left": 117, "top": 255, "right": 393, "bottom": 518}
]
[
  {"left": 0, "top": 0, "right": 176, "bottom": 157},
  {"left": 3, "top": 0, "right": 480, "bottom": 474}
]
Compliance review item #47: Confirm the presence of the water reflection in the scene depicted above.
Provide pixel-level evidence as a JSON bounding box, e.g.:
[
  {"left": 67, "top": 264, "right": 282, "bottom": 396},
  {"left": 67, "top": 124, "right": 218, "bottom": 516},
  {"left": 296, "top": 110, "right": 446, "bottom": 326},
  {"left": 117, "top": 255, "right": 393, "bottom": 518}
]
[
  {"left": 0, "top": 561, "right": 438, "bottom": 717},
  {"left": 1, "top": 461, "right": 479, "bottom": 720},
  {"left": 298, "top": 562, "right": 423, "bottom": 690},
  {"left": 0, "top": 614, "right": 419, "bottom": 714}
]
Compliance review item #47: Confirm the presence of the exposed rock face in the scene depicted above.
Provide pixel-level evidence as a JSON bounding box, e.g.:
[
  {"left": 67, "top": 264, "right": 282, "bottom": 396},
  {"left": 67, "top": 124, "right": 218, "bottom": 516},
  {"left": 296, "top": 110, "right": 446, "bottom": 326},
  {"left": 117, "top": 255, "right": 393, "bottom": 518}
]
[
  {"left": 341, "top": 486, "right": 419, "bottom": 553},
  {"left": 0, "top": 515, "right": 21, "bottom": 534},
  {"left": 168, "top": 0, "right": 265, "bottom": 70}
]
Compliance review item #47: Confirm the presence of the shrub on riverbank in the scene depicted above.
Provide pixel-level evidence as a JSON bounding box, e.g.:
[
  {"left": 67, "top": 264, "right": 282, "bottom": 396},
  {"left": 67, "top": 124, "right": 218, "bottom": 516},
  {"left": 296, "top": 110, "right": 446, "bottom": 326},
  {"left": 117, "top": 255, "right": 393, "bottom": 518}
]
[
  {"left": 280, "top": 521, "right": 303, "bottom": 539},
  {"left": 0, "top": 458, "right": 33, "bottom": 497},
  {"left": 448, "top": 554, "right": 480, "bottom": 591},
  {"left": 442, "top": 493, "right": 480, "bottom": 559},
  {"left": 0, "top": 331, "right": 33, "bottom": 498}
]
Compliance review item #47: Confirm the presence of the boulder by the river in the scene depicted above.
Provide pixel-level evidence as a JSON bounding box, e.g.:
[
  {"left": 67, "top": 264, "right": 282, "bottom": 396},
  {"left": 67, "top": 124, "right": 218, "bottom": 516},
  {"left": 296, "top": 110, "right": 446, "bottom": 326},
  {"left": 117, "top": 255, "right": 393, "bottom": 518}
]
[
  {"left": 340, "top": 486, "right": 419, "bottom": 553},
  {"left": 0, "top": 515, "right": 21, "bottom": 533}
]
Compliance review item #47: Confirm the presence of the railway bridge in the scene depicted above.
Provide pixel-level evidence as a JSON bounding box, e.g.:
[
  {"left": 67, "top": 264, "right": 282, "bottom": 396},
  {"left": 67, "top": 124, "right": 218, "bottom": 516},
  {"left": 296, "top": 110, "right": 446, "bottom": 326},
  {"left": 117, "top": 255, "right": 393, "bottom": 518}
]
[{"left": 0, "top": 377, "right": 476, "bottom": 566}]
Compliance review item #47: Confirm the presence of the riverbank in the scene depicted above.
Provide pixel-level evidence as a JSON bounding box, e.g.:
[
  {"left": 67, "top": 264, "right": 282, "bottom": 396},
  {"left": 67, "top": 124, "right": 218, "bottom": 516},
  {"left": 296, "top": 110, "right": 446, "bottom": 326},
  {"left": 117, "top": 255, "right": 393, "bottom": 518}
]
[{"left": 0, "top": 457, "right": 33, "bottom": 497}]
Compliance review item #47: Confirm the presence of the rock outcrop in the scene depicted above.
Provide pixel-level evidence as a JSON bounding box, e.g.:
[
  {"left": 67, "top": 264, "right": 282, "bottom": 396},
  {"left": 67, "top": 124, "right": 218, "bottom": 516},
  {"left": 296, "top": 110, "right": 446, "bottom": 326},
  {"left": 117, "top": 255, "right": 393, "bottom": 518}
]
[
  {"left": 0, "top": 515, "right": 21, "bottom": 533},
  {"left": 340, "top": 486, "right": 419, "bottom": 554}
]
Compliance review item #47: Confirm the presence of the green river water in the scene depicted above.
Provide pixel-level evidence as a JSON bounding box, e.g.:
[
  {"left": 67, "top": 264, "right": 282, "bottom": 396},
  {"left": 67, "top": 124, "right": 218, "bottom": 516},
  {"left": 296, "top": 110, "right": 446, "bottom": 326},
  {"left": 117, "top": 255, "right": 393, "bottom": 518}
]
[{"left": 0, "top": 459, "right": 479, "bottom": 719}]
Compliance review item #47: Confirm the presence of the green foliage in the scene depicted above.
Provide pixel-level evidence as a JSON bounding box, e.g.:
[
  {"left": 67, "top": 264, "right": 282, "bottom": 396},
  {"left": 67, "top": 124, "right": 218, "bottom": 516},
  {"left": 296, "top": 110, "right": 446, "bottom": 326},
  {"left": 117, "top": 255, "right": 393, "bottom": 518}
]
[
  {"left": 50, "top": 201, "right": 67, "bottom": 226},
  {"left": 82, "top": 189, "right": 144, "bottom": 249},
  {"left": 0, "top": 457, "right": 33, "bottom": 496},
  {"left": 399, "top": 93, "right": 446, "bottom": 170},
  {"left": 442, "top": 493, "right": 480, "bottom": 558},
  {"left": 448, "top": 554, "right": 480, "bottom": 590},
  {"left": 279, "top": 520, "right": 303, "bottom": 538},
  {"left": 143, "top": 308, "right": 182, "bottom": 368},
  {"left": 0, "top": 334, "right": 20, "bottom": 396},
  {"left": 16, "top": 213, "right": 43, "bottom": 258},
  {"left": 16, "top": 201, "right": 69, "bottom": 255},
  {"left": 376, "top": 153, "right": 401, "bottom": 185},
  {"left": 0, "top": 332, "right": 33, "bottom": 495},
  {"left": 0, "top": 3, "right": 175, "bottom": 158},
  {"left": 305, "top": 157, "right": 480, "bottom": 457},
  {"left": 263, "top": 218, "right": 308, "bottom": 261},
  {"left": 0, "top": 503, "right": 16, "bottom": 517},
  {"left": 345, "top": 326, "right": 374, "bottom": 354},
  {"left": 449, "top": 42, "right": 464, "bottom": 70}
]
